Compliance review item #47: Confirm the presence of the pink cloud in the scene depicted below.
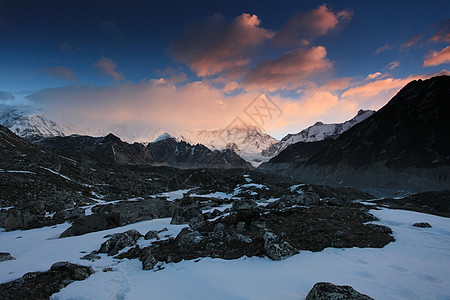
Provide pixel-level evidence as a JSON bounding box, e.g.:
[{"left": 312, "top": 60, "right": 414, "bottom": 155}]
[
  {"left": 374, "top": 44, "right": 392, "bottom": 55},
  {"left": 273, "top": 4, "right": 352, "bottom": 46},
  {"left": 429, "top": 20, "right": 450, "bottom": 43},
  {"left": 93, "top": 57, "right": 125, "bottom": 82},
  {"left": 401, "top": 35, "right": 423, "bottom": 48},
  {"left": 170, "top": 13, "right": 274, "bottom": 77},
  {"left": 366, "top": 72, "right": 382, "bottom": 80},
  {"left": 243, "top": 46, "right": 333, "bottom": 91},
  {"left": 46, "top": 66, "right": 78, "bottom": 82},
  {"left": 423, "top": 46, "right": 450, "bottom": 67},
  {"left": 386, "top": 61, "right": 400, "bottom": 70}
]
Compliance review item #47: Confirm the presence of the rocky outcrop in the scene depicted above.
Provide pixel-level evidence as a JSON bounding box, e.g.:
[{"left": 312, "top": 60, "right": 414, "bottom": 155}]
[
  {"left": 98, "top": 229, "right": 142, "bottom": 256},
  {"left": 170, "top": 199, "right": 205, "bottom": 230},
  {"left": 0, "top": 262, "right": 94, "bottom": 299},
  {"left": 263, "top": 231, "right": 298, "bottom": 260},
  {"left": 0, "top": 252, "right": 15, "bottom": 262},
  {"left": 306, "top": 282, "right": 374, "bottom": 300}
]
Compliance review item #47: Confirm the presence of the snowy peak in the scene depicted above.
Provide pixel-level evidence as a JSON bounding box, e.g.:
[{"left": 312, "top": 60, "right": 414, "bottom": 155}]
[
  {"left": 262, "top": 109, "right": 375, "bottom": 157},
  {"left": 0, "top": 106, "right": 67, "bottom": 140},
  {"left": 153, "top": 132, "right": 177, "bottom": 143}
]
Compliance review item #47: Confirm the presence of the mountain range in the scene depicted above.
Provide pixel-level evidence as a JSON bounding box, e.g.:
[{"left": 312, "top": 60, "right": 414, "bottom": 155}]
[{"left": 260, "top": 75, "right": 450, "bottom": 196}]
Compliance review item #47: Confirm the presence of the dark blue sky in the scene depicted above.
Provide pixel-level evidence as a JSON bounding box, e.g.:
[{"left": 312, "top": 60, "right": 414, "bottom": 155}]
[{"left": 0, "top": 0, "right": 449, "bottom": 136}]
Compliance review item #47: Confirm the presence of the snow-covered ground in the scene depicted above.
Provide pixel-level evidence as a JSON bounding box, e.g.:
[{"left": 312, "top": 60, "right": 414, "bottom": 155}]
[{"left": 1, "top": 208, "right": 449, "bottom": 299}]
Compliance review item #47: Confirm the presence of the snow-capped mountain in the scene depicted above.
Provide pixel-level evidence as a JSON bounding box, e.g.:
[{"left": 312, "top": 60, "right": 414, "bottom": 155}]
[
  {"left": 262, "top": 109, "right": 375, "bottom": 157},
  {"left": 179, "top": 125, "right": 278, "bottom": 167},
  {"left": 0, "top": 105, "right": 69, "bottom": 140}
]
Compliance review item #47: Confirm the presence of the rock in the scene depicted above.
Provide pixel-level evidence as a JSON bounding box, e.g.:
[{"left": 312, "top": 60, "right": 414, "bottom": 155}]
[
  {"left": 0, "top": 261, "right": 94, "bottom": 299},
  {"left": 176, "top": 228, "right": 203, "bottom": 253},
  {"left": 50, "top": 261, "right": 94, "bottom": 281},
  {"left": 141, "top": 248, "right": 158, "bottom": 270},
  {"left": 228, "top": 233, "right": 252, "bottom": 244},
  {"left": 413, "top": 222, "right": 432, "bottom": 228},
  {"left": 263, "top": 231, "right": 298, "bottom": 260},
  {"left": 280, "top": 192, "right": 320, "bottom": 207},
  {"left": 0, "top": 252, "right": 15, "bottom": 262},
  {"left": 98, "top": 229, "right": 142, "bottom": 256},
  {"left": 306, "top": 282, "right": 374, "bottom": 300},
  {"left": 188, "top": 216, "right": 206, "bottom": 230},
  {"left": 171, "top": 202, "right": 204, "bottom": 225},
  {"left": 81, "top": 252, "right": 101, "bottom": 261},
  {"left": 158, "top": 227, "right": 168, "bottom": 233},
  {"left": 232, "top": 199, "right": 257, "bottom": 211},
  {"left": 144, "top": 230, "right": 159, "bottom": 240},
  {"left": 365, "top": 224, "right": 392, "bottom": 234}
]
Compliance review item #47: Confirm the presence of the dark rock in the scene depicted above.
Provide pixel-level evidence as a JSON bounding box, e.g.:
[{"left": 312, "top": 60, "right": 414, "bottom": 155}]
[
  {"left": 0, "top": 252, "right": 15, "bottom": 262},
  {"left": 263, "top": 231, "right": 298, "bottom": 260},
  {"left": 81, "top": 252, "right": 101, "bottom": 261},
  {"left": 413, "top": 222, "right": 432, "bottom": 228},
  {"left": 306, "top": 282, "right": 374, "bottom": 300},
  {"left": 365, "top": 224, "right": 392, "bottom": 234},
  {"left": 0, "top": 261, "right": 94, "bottom": 300},
  {"left": 144, "top": 230, "right": 159, "bottom": 240},
  {"left": 171, "top": 202, "right": 204, "bottom": 225},
  {"left": 141, "top": 248, "right": 158, "bottom": 270},
  {"left": 176, "top": 228, "right": 203, "bottom": 253},
  {"left": 98, "top": 229, "right": 142, "bottom": 256},
  {"left": 231, "top": 199, "right": 257, "bottom": 211}
]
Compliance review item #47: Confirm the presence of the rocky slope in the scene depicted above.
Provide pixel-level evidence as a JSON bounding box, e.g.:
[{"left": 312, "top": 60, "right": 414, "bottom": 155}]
[
  {"left": 37, "top": 132, "right": 250, "bottom": 169},
  {"left": 262, "top": 109, "right": 374, "bottom": 157},
  {"left": 260, "top": 75, "right": 450, "bottom": 196}
]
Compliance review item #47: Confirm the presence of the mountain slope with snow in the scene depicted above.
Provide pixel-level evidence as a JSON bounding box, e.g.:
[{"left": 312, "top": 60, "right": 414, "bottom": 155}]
[
  {"left": 262, "top": 109, "right": 375, "bottom": 157},
  {"left": 0, "top": 105, "right": 69, "bottom": 140}
]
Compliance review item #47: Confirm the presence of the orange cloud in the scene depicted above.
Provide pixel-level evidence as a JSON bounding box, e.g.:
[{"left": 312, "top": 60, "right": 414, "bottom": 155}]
[
  {"left": 243, "top": 46, "right": 333, "bottom": 91},
  {"left": 374, "top": 44, "right": 392, "bottom": 55},
  {"left": 46, "top": 66, "right": 78, "bottom": 82},
  {"left": 423, "top": 46, "right": 450, "bottom": 67},
  {"left": 93, "top": 57, "right": 125, "bottom": 82},
  {"left": 386, "top": 61, "right": 400, "bottom": 70},
  {"left": 170, "top": 13, "right": 274, "bottom": 77},
  {"left": 401, "top": 35, "right": 422, "bottom": 48},
  {"left": 273, "top": 4, "right": 352, "bottom": 46},
  {"left": 429, "top": 20, "right": 450, "bottom": 43},
  {"left": 366, "top": 72, "right": 382, "bottom": 80}
]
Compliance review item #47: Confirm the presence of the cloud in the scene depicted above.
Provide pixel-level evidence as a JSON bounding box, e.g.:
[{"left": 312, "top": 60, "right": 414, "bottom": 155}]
[
  {"left": 374, "top": 44, "right": 392, "bottom": 55},
  {"left": 429, "top": 19, "right": 450, "bottom": 43},
  {"left": 366, "top": 72, "right": 382, "bottom": 80},
  {"left": 423, "top": 46, "right": 450, "bottom": 67},
  {"left": 170, "top": 13, "right": 274, "bottom": 77},
  {"left": 273, "top": 4, "right": 352, "bottom": 47},
  {"left": 243, "top": 46, "right": 333, "bottom": 91},
  {"left": 93, "top": 57, "right": 125, "bottom": 81},
  {"left": 341, "top": 71, "right": 450, "bottom": 109},
  {"left": 0, "top": 91, "right": 15, "bottom": 102},
  {"left": 386, "top": 61, "right": 400, "bottom": 70},
  {"left": 401, "top": 35, "right": 423, "bottom": 48},
  {"left": 46, "top": 66, "right": 78, "bottom": 82}
]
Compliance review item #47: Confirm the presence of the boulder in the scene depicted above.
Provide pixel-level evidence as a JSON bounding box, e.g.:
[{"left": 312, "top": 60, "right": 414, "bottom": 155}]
[
  {"left": 365, "top": 224, "right": 392, "bottom": 234},
  {"left": 0, "top": 252, "right": 15, "bottom": 262},
  {"left": 141, "top": 248, "right": 158, "bottom": 270},
  {"left": 306, "top": 282, "right": 374, "bottom": 300},
  {"left": 176, "top": 228, "right": 203, "bottom": 253},
  {"left": 263, "top": 231, "right": 298, "bottom": 260},
  {"left": 413, "top": 222, "right": 432, "bottom": 228},
  {"left": 171, "top": 203, "right": 204, "bottom": 225},
  {"left": 0, "top": 261, "right": 94, "bottom": 299},
  {"left": 231, "top": 199, "right": 257, "bottom": 211},
  {"left": 98, "top": 229, "right": 142, "bottom": 256},
  {"left": 144, "top": 230, "right": 159, "bottom": 240}
]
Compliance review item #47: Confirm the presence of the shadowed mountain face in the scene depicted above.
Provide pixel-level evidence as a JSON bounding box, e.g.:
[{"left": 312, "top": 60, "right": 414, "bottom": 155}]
[
  {"left": 260, "top": 76, "right": 450, "bottom": 196},
  {"left": 37, "top": 133, "right": 250, "bottom": 169}
]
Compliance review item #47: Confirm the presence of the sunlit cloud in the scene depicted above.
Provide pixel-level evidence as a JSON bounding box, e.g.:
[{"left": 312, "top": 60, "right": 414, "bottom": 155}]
[
  {"left": 429, "top": 19, "right": 450, "bottom": 43},
  {"left": 170, "top": 13, "right": 274, "bottom": 77},
  {"left": 366, "top": 72, "right": 382, "bottom": 80},
  {"left": 401, "top": 35, "right": 423, "bottom": 48},
  {"left": 93, "top": 57, "right": 125, "bottom": 82},
  {"left": 273, "top": 4, "right": 352, "bottom": 47},
  {"left": 46, "top": 66, "right": 78, "bottom": 82},
  {"left": 374, "top": 44, "right": 392, "bottom": 55},
  {"left": 243, "top": 46, "right": 333, "bottom": 91},
  {"left": 386, "top": 61, "right": 400, "bottom": 70},
  {"left": 423, "top": 46, "right": 450, "bottom": 66}
]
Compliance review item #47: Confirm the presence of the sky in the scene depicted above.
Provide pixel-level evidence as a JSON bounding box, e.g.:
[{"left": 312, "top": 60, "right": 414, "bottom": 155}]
[{"left": 0, "top": 0, "right": 449, "bottom": 139}]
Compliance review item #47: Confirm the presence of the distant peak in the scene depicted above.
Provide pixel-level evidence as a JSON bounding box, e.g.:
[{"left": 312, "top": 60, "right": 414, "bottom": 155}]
[
  {"left": 313, "top": 121, "right": 324, "bottom": 126},
  {"left": 356, "top": 109, "right": 375, "bottom": 116},
  {"left": 153, "top": 132, "right": 175, "bottom": 143}
]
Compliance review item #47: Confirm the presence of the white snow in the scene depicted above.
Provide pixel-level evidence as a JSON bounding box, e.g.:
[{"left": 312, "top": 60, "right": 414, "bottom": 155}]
[
  {"left": 0, "top": 170, "right": 35, "bottom": 174},
  {"left": 40, "top": 167, "right": 72, "bottom": 181},
  {"left": 0, "top": 208, "right": 449, "bottom": 299},
  {"left": 150, "top": 189, "right": 193, "bottom": 202}
]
